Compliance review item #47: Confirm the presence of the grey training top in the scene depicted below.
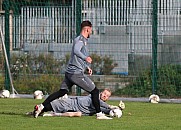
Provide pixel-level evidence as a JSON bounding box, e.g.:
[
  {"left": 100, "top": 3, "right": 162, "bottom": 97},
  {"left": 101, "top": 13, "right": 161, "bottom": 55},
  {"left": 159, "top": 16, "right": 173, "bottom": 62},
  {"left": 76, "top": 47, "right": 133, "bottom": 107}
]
[
  {"left": 66, "top": 35, "right": 90, "bottom": 74},
  {"left": 50, "top": 95, "right": 111, "bottom": 115}
]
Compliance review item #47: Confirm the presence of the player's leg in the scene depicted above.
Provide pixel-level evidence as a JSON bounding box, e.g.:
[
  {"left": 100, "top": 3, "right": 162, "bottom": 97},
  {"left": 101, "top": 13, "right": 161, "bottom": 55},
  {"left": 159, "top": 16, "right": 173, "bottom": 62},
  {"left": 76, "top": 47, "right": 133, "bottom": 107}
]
[
  {"left": 59, "top": 112, "right": 82, "bottom": 117},
  {"left": 89, "top": 85, "right": 112, "bottom": 119},
  {"left": 34, "top": 74, "right": 73, "bottom": 118},
  {"left": 43, "top": 98, "right": 82, "bottom": 117},
  {"left": 90, "top": 87, "right": 101, "bottom": 113},
  {"left": 70, "top": 73, "right": 101, "bottom": 112},
  {"left": 34, "top": 89, "right": 69, "bottom": 118},
  {"left": 33, "top": 99, "right": 53, "bottom": 118},
  {"left": 69, "top": 73, "right": 112, "bottom": 119},
  {"left": 42, "top": 89, "right": 68, "bottom": 106},
  {"left": 43, "top": 102, "right": 54, "bottom": 112},
  {"left": 42, "top": 73, "right": 74, "bottom": 106}
]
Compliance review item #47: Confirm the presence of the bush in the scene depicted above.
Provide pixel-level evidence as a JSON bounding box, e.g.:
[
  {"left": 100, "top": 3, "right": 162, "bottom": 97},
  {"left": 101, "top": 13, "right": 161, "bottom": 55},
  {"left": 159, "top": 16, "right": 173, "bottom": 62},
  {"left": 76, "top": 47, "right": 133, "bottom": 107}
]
[
  {"left": 115, "top": 64, "right": 181, "bottom": 98},
  {"left": 13, "top": 74, "right": 64, "bottom": 94},
  {"left": 0, "top": 75, "right": 5, "bottom": 90},
  {"left": 11, "top": 53, "right": 65, "bottom": 79},
  {"left": 91, "top": 54, "right": 117, "bottom": 75},
  {"left": 10, "top": 52, "right": 117, "bottom": 94}
]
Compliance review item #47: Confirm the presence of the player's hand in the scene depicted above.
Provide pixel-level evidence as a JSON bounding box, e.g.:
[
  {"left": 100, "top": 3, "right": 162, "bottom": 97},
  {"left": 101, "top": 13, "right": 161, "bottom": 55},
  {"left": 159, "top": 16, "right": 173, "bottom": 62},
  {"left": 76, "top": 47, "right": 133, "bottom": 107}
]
[
  {"left": 87, "top": 67, "right": 92, "bottom": 75},
  {"left": 86, "top": 56, "right": 92, "bottom": 63},
  {"left": 119, "top": 101, "right": 125, "bottom": 110},
  {"left": 109, "top": 105, "right": 120, "bottom": 110}
]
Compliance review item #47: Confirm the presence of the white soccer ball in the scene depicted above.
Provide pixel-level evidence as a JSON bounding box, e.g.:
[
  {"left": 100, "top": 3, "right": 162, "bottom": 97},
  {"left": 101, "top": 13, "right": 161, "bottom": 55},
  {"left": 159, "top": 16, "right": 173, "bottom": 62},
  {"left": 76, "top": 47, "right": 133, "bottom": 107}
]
[
  {"left": 149, "top": 94, "right": 160, "bottom": 103},
  {"left": 109, "top": 108, "right": 123, "bottom": 118},
  {"left": 34, "top": 90, "right": 44, "bottom": 99},
  {"left": 0, "top": 90, "right": 10, "bottom": 98}
]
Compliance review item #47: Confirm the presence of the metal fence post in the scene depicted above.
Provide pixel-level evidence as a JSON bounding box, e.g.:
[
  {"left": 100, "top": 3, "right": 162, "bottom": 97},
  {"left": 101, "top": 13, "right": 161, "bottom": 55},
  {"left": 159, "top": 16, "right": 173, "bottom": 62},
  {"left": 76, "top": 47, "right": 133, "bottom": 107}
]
[
  {"left": 152, "top": 0, "right": 158, "bottom": 94},
  {"left": 76, "top": 0, "right": 82, "bottom": 96},
  {"left": 4, "top": 0, "right": 10, "bottom": 90}
]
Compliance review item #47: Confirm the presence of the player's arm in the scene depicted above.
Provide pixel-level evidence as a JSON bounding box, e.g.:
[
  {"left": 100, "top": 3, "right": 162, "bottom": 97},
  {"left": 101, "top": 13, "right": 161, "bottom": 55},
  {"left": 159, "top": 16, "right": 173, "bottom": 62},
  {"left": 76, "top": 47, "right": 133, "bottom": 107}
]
[
  {"left": 100, "top": 107, "right": 111, "bottom": 115},
  {"left": 99, "top": 100, "right": 112, "bottom": 114},
  {"left": 74, "top": 41, "right": 87, "bottom": 60},
  {"left": 74, "top": 41, "right": 92, "bottom": 63},
  {"left": 109, "top": 101, "right": 126, "bottom": 110}
]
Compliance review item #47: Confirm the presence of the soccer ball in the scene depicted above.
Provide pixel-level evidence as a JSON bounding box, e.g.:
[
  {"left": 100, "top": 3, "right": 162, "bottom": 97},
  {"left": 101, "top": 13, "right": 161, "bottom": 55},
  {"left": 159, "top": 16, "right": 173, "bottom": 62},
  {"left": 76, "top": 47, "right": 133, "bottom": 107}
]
[
  {"left": 34, "top": 90, "right": 44, "bottom": 99},
  {"left": 109, "top": 108, "right": 123, "bottom": 118},
  {"left": 149, "top": 94, "right": 160, "bottom": 103},
  {"left": 0, "top": 90, "right": 10, "bottom": 98}
]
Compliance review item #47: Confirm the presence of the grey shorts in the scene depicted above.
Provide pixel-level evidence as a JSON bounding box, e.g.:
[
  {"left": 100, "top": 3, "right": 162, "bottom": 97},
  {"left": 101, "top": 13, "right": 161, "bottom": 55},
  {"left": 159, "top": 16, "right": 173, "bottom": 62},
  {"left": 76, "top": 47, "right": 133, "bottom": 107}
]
[{"left": 60, "top": 72, "right": 95, "bottom": 92}]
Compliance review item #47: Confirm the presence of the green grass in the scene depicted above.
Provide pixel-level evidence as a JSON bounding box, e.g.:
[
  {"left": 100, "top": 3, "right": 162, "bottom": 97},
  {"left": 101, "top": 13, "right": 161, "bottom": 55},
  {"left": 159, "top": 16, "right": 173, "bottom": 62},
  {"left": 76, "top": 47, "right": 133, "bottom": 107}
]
[{"left": 0, "top": 98, "right": 180, "bottom": 130}]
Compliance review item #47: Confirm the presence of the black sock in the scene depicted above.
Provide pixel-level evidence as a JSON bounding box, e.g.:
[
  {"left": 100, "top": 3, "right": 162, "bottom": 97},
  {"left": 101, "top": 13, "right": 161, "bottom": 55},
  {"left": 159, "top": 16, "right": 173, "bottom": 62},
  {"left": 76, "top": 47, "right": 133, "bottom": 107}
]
[
  {"left": 90, "top": 87, "right": 101, "bottom": 113},
  {"left": 43, "top": 103, "right": 53, "bottom": 112},
  {"left": 42, "top": 89, "right": 68, "bottom": 106}
]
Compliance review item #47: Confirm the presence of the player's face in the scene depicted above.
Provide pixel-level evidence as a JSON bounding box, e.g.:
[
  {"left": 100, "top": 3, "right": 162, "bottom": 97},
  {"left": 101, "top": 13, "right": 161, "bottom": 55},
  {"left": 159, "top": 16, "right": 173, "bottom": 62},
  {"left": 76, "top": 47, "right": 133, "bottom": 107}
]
[
  {"left": 86, "top": 27, "right": 92, "bottom": 38},
  {"left": 100, "top": 90, "right": 111, "bottom": 102}
]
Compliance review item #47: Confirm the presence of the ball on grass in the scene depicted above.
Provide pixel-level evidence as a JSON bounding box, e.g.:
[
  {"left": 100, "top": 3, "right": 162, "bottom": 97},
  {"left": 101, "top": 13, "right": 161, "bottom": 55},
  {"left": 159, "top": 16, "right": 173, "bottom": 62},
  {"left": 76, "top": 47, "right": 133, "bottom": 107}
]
[
  {"left": 149, "top": 94, "right": 160, "bottom": 103},
  {"left": 34, "top": 90, "right": 44, "bottom": 99},
  {"left": 0, "top": 90, "right": 10, "bottom": 98},
  {"left": 110, "top": 108, "right": 123, "bottom": 118}
]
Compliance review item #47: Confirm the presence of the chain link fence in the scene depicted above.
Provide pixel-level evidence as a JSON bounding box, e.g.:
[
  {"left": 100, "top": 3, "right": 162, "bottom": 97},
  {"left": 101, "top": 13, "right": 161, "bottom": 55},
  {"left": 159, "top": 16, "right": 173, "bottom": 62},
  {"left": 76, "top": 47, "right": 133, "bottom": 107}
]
[{"left": 0, "top": 0, "right": 181, "bottom": 98}]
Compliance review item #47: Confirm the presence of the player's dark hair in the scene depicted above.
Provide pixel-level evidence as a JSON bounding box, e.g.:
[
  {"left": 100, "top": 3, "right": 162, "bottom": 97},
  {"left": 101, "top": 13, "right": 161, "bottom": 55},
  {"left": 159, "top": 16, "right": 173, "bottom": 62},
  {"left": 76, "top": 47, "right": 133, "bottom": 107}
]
[{"left": 81, "top": 20, "right": 92, "bottom": 30}]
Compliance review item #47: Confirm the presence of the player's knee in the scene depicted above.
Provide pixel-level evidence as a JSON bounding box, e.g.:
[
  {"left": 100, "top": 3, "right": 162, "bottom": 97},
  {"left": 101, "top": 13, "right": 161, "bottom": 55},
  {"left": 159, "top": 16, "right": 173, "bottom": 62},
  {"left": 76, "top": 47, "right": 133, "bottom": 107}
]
[
  {"left": 59, "top": 89, "right": 68, "bottom": 96},
  {"left": 90, "top": 87, "right": 99, "bottom": 95}
]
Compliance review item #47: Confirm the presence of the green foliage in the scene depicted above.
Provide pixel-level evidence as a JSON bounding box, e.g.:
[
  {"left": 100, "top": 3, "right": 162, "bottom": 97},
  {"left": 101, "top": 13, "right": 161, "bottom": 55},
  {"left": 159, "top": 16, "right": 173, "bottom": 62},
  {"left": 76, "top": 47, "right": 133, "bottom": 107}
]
[
  {"left": 156, "top": 65, "right": 181, "bottom": 97},
  {"left": 10, "top": 53, "right": 66, "bottom": 94},
  {"left": 115, "top": 64, "right": 181, "bottom": 98},
  {"left": 101, "top": 55, "right": 118, "bottom": 75},
  {"left": 0, "top": 52, "right": 4, "bottom": 90},
  {"left": 0, "top": 52, "right": 4, "bottom": 72},
  {"left": 91, "top": 54, "right": 117, "bottom": 75},
  {"left": 90, "top": 53, "right": 102, "bottom": 74},
  {"left": 128, "top": 54, "right": 152, "bottom": 76},
  {"left": 13, "top": 74, "right": 63, "bottom": 94},
  {"left": 10, "top": 53, "right": 117, "bottom": 94},
  {"left": 0, "top": 75, "right": 4, "bottom": 90},
  {"left": 10, "top": 53, "right": 64, "bottom": 79}
]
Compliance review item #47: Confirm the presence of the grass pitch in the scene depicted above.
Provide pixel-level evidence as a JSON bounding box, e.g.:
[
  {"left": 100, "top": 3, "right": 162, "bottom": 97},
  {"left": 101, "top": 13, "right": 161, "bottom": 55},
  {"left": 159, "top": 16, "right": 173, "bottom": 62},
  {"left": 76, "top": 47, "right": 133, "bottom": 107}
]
[{"left": 0, "top": 98, "right": 180, "bottom": 130}]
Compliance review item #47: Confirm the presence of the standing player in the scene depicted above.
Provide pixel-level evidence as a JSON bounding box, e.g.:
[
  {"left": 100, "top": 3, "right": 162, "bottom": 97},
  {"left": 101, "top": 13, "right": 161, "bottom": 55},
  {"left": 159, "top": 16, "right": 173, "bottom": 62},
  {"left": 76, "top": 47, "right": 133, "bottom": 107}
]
[{"left": 34, "top": 20, "right": 111, "bottom": 119}]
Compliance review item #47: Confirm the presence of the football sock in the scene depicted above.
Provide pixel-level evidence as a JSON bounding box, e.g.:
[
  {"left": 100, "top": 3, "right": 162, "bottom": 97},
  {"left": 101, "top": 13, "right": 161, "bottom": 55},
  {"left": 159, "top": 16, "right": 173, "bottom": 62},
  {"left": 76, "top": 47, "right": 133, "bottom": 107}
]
[
  {"left": 90, "top": 87, "right": 101, "bottom": 113},
  {"left": 42, "top": 89, "right": 68, "bottom": 106}
]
